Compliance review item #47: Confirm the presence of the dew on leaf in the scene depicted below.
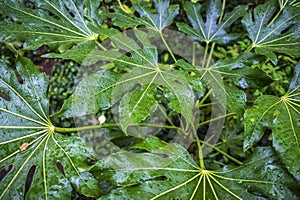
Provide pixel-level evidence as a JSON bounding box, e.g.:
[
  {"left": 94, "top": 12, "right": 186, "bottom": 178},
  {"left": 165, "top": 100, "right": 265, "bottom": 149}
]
[{"left": 238, "top": 78, "right": 248, "bottom": 89}]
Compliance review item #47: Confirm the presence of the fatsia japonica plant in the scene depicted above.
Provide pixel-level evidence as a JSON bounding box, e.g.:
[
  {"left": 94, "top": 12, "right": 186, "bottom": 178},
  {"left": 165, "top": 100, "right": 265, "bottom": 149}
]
[{"left": 0, "top": 0, "right": 300, "bottom": 199}]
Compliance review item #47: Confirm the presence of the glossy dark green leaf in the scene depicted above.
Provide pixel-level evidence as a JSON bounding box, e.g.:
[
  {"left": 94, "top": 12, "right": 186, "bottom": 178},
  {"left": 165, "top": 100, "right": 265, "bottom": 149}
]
[
  {"left": 219, "top": 122, "right": 245, "bottom": 159},
  {"left": 244, "top": 89, "right": 300, "bottom": 181},
  {"left": 161, "top": 74, "right": 203, "bottom": 125},
  {"left": 216, "top": 147, "right": 300, "bottom": 199},
  {"left": 242, "top": 0, "right": 300, "bottom": 64},
  {"left": 52, "top": 70, "right": 120, "bottom": 118},
  {"left": 176, "top": 55, "right": 265, "bottom": 126},
  {"left": 172, "top": 65, "right": 206, "bottom": 98},
  {"left": 0, "top": 58, "right": 100, "bottom": 199},
  {"left": 175, "top": 59, "right": 227, "bottom": 151},
  {"left": 289, "top": 62, "right": 300, "bottom": 93},
  {"left": 70, "top": 171, "right": 101, "bottom": 197},
  {"left": 215, "top": 53, "right": 273, "bottom": 89},
  {"left": 0, "top": 0, "right": 104, "bottom": 61},
  {"left": 44, "top": 40, "right": 98, "bottom": 64},
  {"left": 65, "top": 31, "right": 196, "bottom": 134},
  {"left": 225, "top": 86, "right": 246, "bottom": 117},
  {"left": 90, "top": 137, "right": 300, "bottom": 199},
  {"left": 177, "top": 0, "right": 247, "bottom": 44},
  {"left": 109, "top": 0, "right": 179, "bottom": 31},
  {"left": 109, "top": 48, "right": 195, "bottom": 134},
  {"left": 115, "top": 83, "right": 158, "bottom": 133},
  {"left": 244, "top": 95, "right": 279, "bottom": 149}
]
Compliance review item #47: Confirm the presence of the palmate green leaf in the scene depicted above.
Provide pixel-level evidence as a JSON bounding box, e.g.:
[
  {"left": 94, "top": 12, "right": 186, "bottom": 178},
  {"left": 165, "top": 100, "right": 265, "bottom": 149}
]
[
  {"left": 0, "top": 0, "right": 104, "bottom": 62},
  {"left": 244, "top": 66, "right": 300, "bottom": 180},
  {"left": 242, "top": 0, "right": 300, "bottom": 64},
  {"left": 52, "top": 70, "right": 120, "bottom": 118},
  {"left": 0, "top": 58, "right": 100, "bottom": 199},
  {"left": 177, "top": 0, "right": 248, "bottom": 44},
  {"left": 176, "top": 54, "right": 270, "bottom": 116},
  {"left": 219, "top": 122, "right": 245, "bottom": 160},
  {"left": 113, "top": 48, "right": 195, "bottom": 133},
  {"left": 90, "top": 137, "right": 300, "bottom": 199},
  {"left": 214, "top": 53, "right": 273, "bottom": 89},
  {"left": 109, "top": 47, "right": 195, "bottom": 134},
  {"left": 112, "top": 68, "right": 158, "bottom": 133},
  {"left": 57, "top": 30, "right": 196, "bottom": 135},
  {"left": 46, "top": 40, "right": 99, "bottom": 63},
  {"left": 109, "top": 0, "right": 179, "bottom": 31},
  {"left": 176, "top": 53, "right": 273, "bottom": 96}
]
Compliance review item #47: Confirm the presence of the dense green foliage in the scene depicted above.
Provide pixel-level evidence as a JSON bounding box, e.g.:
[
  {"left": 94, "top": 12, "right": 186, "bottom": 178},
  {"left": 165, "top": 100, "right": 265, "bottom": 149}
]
[{"left": 0, "top": 0, "right": 300, "bottom": 199}]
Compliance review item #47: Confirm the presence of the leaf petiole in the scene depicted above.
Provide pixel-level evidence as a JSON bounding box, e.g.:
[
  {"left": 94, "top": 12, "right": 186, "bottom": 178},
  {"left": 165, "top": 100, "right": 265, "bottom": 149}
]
[
  {"left": 159, "top": 31, "right": 177, "bottom": 62},
  {"left": 54, "top": 123, "right": 181, "bottom": 133}
]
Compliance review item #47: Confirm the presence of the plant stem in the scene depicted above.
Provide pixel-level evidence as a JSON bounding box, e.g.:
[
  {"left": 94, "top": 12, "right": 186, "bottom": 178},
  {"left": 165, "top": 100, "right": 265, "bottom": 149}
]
[
  {"left": 199, "top": 89, "right": 212, "bottom": 105},
  {"left": 55, "top": 124, "right": 118, "bottom": 133},
  {"left": 192, "top": 42, "right": 196, "bottom": 66},
  {"left": 95, "top": 40, "right": 107, "bottom": 51},
  {"left": 117, "top": 0, "right": 127, "bottom": 13},
  {"left": 198, "top": 113, "right": 235, "bottom": 128},
  {"left": 196, "top": 133, "right": 205, "bottom": 169},
  {"left": 55, "top": 123, "right": 180, "bottom": 133},
  {"left": 186, "top": 121, "right": 204, "bottom": 169},
  {"left": 196, "top": 1, "right": 227, "bottom": 169},
  {"left": 159, "top": 31, "right": 177, "bottom": 62},
  {"left": 218, "top": 0, "right": 226, "bottom": 25},
  {"left": 205, "top": 42, "right": 215, "bottom": 68},
  {"left": 132, "top": 123, "right": 180, "bottom": 130},
  {"left": 198, "top": 102, "right": 219, "bottom": 108},
  {"left": 157, "top": 104, "right": 176, "bottom": 127},
  {"left": 245, "top": 43, "right": 255, "bottom": 52},
  {"left": 4, "top": 41, "right": 18, "bottom": 55},
  {"left": 267, "top": 11, "right": 280, "bottom": 27},
  {"left": 200, "top": 140, "right": 243, "bottom": 165},
  {"left": 202, "top": 42, "right": 209, "bottom": 68}
]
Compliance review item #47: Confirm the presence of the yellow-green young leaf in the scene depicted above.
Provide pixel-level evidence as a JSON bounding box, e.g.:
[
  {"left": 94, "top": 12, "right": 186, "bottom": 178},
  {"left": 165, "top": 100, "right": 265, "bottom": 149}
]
[
  {"left": 242, "top": 0, "right": 300, "bottom": 64},
  {"left": 0, "top": 0, "right": 105, "bottom": 62},
  {"left": 244, "top": 78, "right": 300, "bottom": 181},
  {"left": 0, "top": 58, "right": 100, "bottom": 199},
  {"left": 109, "top": 0, "right": 179, "bottom": 31},
  {"left": 90, "top": 137, "right": 300, "bottom": 199},
  {"left": 177, "top": 0, "right": 248, "bottom": 44}
]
